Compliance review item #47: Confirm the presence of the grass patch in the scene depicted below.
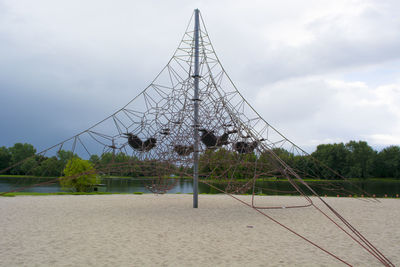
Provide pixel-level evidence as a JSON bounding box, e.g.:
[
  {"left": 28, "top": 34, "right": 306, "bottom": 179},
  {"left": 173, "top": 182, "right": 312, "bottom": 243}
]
[
  {"left": 0, "top": 175, "right": 58, "bottom": 179},
  {"left": 133, "top": 192, "right": 143, "bottom": 195},
  {"left": 100, "top": 175, "right": 132, "bottom": 179},
  {"left": 0, "top": 192, "right": 117, "bottom": 197},
  {"left": 100, "top": 175, "right": 192, "bottom": 180}
]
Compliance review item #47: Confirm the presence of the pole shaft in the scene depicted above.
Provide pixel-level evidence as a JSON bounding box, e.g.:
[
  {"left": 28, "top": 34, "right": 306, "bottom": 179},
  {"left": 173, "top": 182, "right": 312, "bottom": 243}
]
[{"left": 193, "top": 9, "right": 200, "bottom": 208}]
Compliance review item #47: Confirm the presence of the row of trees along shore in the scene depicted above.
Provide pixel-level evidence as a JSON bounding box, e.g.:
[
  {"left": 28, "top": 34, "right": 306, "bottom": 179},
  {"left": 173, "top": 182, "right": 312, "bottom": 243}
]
[{"left": 0, "top": 141, "right": 399, "bottom": 179}]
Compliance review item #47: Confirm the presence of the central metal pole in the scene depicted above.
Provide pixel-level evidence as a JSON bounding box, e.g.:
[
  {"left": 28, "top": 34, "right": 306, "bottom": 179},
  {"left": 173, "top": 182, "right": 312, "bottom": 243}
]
[{"left": 193, "top": 9, "right": 200, "bottom": 208}]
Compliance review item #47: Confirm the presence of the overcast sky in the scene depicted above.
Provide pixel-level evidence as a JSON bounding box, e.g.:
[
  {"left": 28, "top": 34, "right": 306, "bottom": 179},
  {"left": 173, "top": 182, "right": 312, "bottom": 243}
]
[{"left": 1, "top": 0, "right": 400, "bottom": 153}]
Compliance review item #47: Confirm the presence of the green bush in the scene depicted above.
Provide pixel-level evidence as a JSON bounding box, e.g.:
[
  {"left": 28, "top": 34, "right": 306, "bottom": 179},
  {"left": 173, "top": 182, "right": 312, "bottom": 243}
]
[{"left": 60, "top": 158, "right": 99, "bottom": 192}]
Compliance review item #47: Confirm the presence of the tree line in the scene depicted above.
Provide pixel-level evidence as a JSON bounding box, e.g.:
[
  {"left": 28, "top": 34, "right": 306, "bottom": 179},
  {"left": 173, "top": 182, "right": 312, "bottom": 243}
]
[
  {"left": 0, "top": 140, "right": 399, "bottom": 179},
  {"left": 0, "top": 143, "right": 179, "bottom": 177}
]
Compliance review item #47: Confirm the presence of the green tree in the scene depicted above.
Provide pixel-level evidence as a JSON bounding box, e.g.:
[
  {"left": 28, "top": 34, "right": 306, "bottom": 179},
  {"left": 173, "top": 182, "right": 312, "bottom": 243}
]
[
  {"left": 311, "top": 143, "right": 349, "bottom": 179},
  {"left": 89, "top": 154, "right": 100, "bottom": 165},
  {"left": 199, "top": 148, "right": 261, "bottom": 179},
  {"left": 199, "top": 149, "right": 236, "bottom": 179},
  {"left": 258, "top": 148, "right": 294, "bottom": 178},
  {"left": 234, "top": 152, "right": 257, "bottom": 179},
  {"left": 258, "top": 151, "right": 278, "bottom": 177},
  {"left": 35, "top": 156, "right": 63, "bottom": 177},
  {"left": 0, "top": 146, "right": 11, "bottom": 173},
  {"left": 57, "top": 150, "right": 74, "bottom": 169},
  {"left": 60, "top": 157, "right": 99, "bottom": 192},
  {"left": 20, "top": 157, "right": 39, "bottom": 175},
  {"left": 271, "top": 148, "right": 294, "bottom": 165},
  {"left": 9, "top": 143, "right": 37, "bottom": 175},
  {"left": 98, "top": 152, "right": 113, "bottom": 175},
  {"left": 291, "top": 155, "right": 315, "bottom": 179},
  {"left": 345, "top": 141, "right": 376, "bottom": 179},
  {"left": 375, "top": 146, "right": 400, "bottom": 178}
]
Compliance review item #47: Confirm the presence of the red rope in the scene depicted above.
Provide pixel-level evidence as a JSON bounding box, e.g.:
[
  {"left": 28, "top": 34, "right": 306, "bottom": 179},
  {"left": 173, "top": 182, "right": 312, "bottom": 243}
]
[
  {"left": 202, "top": 180, "right": 394, "bottom": 267},
  {"left": 202, "top": 180, "right": 352, "bottom": 266},
  {"left": 312, "top": 199, "right": 394, "bottom": 267}
]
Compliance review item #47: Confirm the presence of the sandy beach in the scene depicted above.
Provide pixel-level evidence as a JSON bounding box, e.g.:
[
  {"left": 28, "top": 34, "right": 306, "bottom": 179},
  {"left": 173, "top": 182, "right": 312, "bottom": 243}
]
[{"left": 0, "top": 194, "right": 398, "bottom": 266}]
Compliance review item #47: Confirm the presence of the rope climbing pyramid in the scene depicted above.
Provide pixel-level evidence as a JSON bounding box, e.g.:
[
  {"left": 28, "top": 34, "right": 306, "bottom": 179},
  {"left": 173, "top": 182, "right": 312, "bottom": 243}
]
[{"left": 0, "top": 9, "right": 394, "bottom": 266}]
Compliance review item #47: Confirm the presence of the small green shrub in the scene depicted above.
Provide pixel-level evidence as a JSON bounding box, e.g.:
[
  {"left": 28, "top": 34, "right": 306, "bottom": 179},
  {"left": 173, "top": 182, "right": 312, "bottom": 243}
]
[{"left": 59, "top": 158, "right": 99, "bottom": 192}]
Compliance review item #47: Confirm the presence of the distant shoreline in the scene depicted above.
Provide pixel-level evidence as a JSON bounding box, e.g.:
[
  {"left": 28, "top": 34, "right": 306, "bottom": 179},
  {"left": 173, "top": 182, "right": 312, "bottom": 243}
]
[
  {"left": 1, "top": 174, "right": 399, "bottom": 182},
  {"left": 1, "top": 192, "right": 399, "bottom": 199}
]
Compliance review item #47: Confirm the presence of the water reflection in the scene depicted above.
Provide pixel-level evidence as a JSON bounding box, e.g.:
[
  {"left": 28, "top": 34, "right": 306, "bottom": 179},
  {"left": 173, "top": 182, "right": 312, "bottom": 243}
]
[{"left": 0, "top": 177, "right": 399, "bottom": 197}]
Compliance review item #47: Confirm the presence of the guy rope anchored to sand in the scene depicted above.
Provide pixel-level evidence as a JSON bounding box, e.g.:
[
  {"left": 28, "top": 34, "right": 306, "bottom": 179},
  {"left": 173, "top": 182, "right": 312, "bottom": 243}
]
[{"left": 0, "top": 9, "right": 395, "bottom": 266}]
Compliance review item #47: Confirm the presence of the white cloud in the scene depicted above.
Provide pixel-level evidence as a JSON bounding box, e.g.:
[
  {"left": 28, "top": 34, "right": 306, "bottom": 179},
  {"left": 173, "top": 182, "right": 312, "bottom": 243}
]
[
  {"left": 368, "top": 134, "right": 400, "bottom": 146},
  {"left": 254, "top": 76, "right": 400, "bottom": 150}
]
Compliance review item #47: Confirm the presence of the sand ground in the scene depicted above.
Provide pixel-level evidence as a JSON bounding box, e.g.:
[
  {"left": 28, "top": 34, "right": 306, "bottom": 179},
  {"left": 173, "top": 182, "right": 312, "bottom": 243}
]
[{"left": 0, "top": 194, "right": 398, "bottom": 266}]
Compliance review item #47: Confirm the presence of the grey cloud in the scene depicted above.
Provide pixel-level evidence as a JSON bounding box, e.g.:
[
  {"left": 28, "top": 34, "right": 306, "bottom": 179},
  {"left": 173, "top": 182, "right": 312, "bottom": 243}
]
[
  {"left": 227, "top": 2, "right": 400, "bottom": 89},
  {"left": 1, "top": 0, "right": 400, "bottom": 151}
]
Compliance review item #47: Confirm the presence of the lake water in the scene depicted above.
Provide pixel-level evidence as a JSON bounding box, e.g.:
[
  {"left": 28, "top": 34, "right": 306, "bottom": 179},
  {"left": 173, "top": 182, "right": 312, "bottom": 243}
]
[{"left": 0, "top": 177, "right": 399, "bottom": 197}]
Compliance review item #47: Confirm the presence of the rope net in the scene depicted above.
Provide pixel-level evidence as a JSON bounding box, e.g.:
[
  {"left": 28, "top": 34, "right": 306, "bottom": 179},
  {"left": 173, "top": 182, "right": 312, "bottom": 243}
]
[{"left": 0, "top": 10, "right": 394, "bottom": 266}]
